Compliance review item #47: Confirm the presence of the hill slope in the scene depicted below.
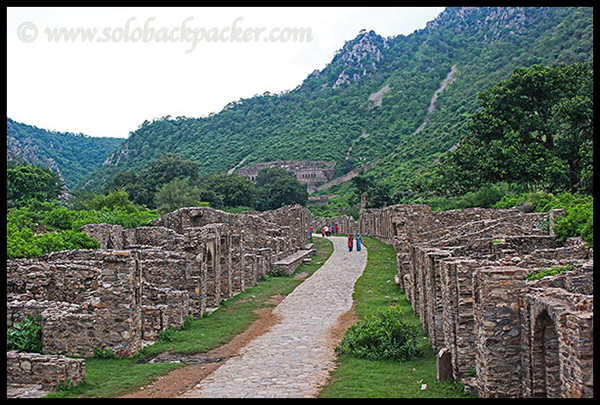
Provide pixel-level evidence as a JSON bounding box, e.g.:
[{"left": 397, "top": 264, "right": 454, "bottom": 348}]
[
  {"left": 81, "top": 7, "right": 593, "bottom": 198},
  {"left": 7, "top": 118, "right": 125, "bottom": 189}
]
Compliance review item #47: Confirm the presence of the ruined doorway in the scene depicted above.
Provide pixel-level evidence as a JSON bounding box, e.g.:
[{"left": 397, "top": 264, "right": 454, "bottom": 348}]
[{"left": 531, "top": 310, "right": 560, "bottom": 397}]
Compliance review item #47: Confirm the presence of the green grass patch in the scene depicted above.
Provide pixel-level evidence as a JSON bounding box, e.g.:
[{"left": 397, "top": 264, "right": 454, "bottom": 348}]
[
  {"left": 46, "top": 236, "right": 333, "bottom": 398},
  {"left": 318, "top": 236, "right": 474, "bottom": 398}
]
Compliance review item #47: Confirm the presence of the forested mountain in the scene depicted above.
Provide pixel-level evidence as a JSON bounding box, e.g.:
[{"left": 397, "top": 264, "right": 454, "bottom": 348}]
[
  {"left": 7, "top": 118, "right": 125, "bottom": 189},
  {"left": 67, "top": 8, "right": 595, "bottom": 198}
]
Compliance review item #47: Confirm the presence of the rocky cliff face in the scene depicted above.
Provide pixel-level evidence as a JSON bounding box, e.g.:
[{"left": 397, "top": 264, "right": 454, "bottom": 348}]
[
  {"left": 425, "top": 7, "right": 544, "bottom": 43},
  {"left": 326, "top": 30, "right": 389, "bottom": 89}
]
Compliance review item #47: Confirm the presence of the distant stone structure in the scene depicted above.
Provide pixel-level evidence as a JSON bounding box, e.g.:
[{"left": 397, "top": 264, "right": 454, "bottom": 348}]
[
  {"left": 237, "top": 160, "right": 336, "bottom": 193},
  {"left": 358, "top": 204, "right": 593, "bottom": 398}
]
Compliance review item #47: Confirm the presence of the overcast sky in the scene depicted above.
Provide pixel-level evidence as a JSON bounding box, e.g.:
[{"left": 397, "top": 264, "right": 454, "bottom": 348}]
[{"left": 7, "top": 7, "right": 445, "bottom": 138}]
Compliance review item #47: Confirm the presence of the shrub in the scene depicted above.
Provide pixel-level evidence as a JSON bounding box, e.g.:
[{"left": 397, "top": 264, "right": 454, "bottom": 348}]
[
  {"left": 159, "top": 327, "right": 176, "bottom": 343},
  {"left": 335, "top": 306, "right": 421, "bottom": 362},
  {"left": 527, "top": 264, "right": 574, "bottom": 281},
  {"left": 93, "top": 346, "right": 115, "bottom": 359},
  {"left": 7, "top": 315, "right": 43, "bottom": 353}
]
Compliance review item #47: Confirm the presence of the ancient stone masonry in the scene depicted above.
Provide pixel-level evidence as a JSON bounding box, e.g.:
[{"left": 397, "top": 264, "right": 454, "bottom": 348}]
[
  {"left": 7, "top": 351, "right": 85, "bottom": 392},
  {"left": 311, "top": 214, "right": 359, "bottom": 236},
  {"left": 6, "top": 205, "right": 311, "bottom": 370},
  {"left": 237, "top": 160, "right": 336, "bottom": 193},
  {"left": 359, "top": 204, "right": 593, "bottom": 398}
]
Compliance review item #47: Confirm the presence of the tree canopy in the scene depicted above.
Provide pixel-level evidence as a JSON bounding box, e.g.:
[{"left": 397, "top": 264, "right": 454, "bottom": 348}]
[
  {"left": 7, "top": 163, "right": 65, "bottom": 208},
  {"left": 255, "top": 167, "right": 309, "bottom": 211},
  {"left": 423, "top": 62, "right": 593, "bottom": 196}
]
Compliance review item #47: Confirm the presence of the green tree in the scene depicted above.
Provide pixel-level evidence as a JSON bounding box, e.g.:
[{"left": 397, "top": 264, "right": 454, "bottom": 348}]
[
  {"left": 255, "top": 167, "right": 308, "bottom": 211},
  {"left": 137, "top": 153, "right": 199, "bottom": 208},
  {"left": 7, "top": 163, "right": 64, "bottom": 208},
  {"left": 155, "top": 177, "right": 205, "bottom": 214},
  {"left": 198, "top": 172, "right": 257, "bottom": 208},
  {"left": 431, "top": 62, "right": 593, "bottom": 195}
]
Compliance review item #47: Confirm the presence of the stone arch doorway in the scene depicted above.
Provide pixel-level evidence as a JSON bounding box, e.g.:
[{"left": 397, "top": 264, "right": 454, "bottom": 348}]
[{"left": 531, "top": 310, "right": 560, "bottom": 397}]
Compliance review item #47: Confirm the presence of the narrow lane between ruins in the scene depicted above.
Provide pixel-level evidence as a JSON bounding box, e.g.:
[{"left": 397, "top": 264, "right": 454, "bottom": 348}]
[{"left": 178, "top": 235, "right": 367, "bottom": 398}]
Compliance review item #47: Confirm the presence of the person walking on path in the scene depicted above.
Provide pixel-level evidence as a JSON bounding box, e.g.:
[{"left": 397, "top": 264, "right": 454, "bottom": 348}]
[
  {"left": 321, "top": 227, "right": 326, "bottom": 237},
  {"left": 356, "top": 233, "right": 362, "bottom": 252},
  {"left": 348, "top": 234, "right": 353, "bottom": 252},
  {"left": 309, "top": 225, "right": 313, "bottom": 239}
]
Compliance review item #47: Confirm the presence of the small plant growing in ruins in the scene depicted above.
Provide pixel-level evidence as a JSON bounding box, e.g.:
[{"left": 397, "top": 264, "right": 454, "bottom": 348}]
[
  {"left": 335, "top": 306, "right": 421, "bottom": 362},
  {"left": 7, "top": 315, "right": 42, "bottom": 353},
  {"left": 264, "top": 265, "right": 286, "bottom": 280},
  {"left": 159, "top": 327, "right": 176, "bottom": 343},
  {"left": 526, "top": 263, "right": 574, "bottom": 281},
  {"left": 181, "top": 315, "right": 194, "bottom": 331},
  {"left": 57, "top": 378, "right": 72, "bottom": 391},
  {"left": 93, "top": 346, "right": 115, "bottom": 359}
]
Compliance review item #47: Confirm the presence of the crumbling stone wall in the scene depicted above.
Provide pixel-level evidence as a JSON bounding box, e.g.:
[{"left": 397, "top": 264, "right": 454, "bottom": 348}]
[
  {"left": 237, "top": 160, "right": 336, "bottom": 193},
  {"left": 311, "top": 214, "right": 359, "bottom": 235},
  {"left": 7, "top": 205, "right": 311, "bottom": 365},
  {"left": 359, "top": 204, "right": 593, "bottom": 398},
  {"left": 7, "top": 351, "right": 85, "bottom": 391}
]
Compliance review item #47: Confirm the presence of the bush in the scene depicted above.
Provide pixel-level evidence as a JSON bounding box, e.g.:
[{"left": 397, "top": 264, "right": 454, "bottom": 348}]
[
  {"left": 93, "top": 346, "right": 115, "bottom": 359},
  {"left": 527, "top": 264, "right": 574, "bottom": 281},
  {"left": 335, "top": 306, "right": 421, "bottom": 362},
  {"left": 159, "top": 328, "right": 176, "bottom": 343},
  {"left": 427, "top": 182, "right": 509, "bottom": 211},
  {"left": 493, "top": 190, "right": 593, "bottom": 247},
  {"left": 7, "top": 315, "right": 43, "bottom": 353},
  {"left": 552, "top": 197, "right": 593, "bottom": 247}
]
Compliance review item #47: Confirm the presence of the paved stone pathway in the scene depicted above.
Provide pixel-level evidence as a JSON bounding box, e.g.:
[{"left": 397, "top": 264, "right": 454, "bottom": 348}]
[{"left": 179, "top": 235, "right": 367, "bottom": 398}]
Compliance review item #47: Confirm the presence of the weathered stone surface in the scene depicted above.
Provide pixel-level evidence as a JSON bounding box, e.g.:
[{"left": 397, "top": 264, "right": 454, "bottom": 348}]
[
  {"left": 358, "top": 204, "right": 593, "bottom": 398},
  {"left": 7, "top": 205, "right": 312, "bottom": 391},
  {"left": 7, "top": 351, "right": 85, "bottom": 391}
]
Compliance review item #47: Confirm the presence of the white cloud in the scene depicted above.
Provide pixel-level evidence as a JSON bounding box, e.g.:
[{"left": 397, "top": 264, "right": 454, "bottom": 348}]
[{"left": 7, "top": 7, "right": 444, "bottom": 138}]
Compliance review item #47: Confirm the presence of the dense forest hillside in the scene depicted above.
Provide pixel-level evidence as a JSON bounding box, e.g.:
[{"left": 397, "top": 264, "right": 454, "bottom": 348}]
[
  {"left": 7, "top": 118, "right": 125, "bottom": 189},
  {"left": 56, "top": 8, "right": 594, "bottom": 199}
]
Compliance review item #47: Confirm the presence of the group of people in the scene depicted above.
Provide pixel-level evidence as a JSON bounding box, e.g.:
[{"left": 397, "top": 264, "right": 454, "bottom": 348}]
[
  {"left": 309, "top": 225, "right": 339, "bottom": 238},
  {"left": 347, "top": 233, "right": 361, "bottom": 252},
  {"left": 320, "top": 225, "right": 338, "bottom": 237},
  {"left": 308, "top": 225, "right": 361, "bottom": 253}
]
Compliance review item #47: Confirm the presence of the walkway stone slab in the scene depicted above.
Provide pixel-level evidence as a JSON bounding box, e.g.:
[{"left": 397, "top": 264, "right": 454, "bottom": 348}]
[{"left": 179, "top": 235, "right": 367, "bottom": 398}]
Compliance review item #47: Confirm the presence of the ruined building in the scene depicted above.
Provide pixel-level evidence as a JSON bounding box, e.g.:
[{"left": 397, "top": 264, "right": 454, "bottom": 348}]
[
  {"left": 7, "top": 205, "right": 311, "bottom": 389},
  {"left": 359, "top": 205, "right": 593, "bottom": 398},
  {"left": 6, "top": 201, "right": 593, "bottom": 398},
  {"left": 237, "top": 160, "right": 336, "bottom": 193}
]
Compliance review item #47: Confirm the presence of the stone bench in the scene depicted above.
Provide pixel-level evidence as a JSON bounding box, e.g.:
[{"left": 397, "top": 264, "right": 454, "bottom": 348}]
[{"left": 274, "top": 249, "right": 314, "bottom": 275}]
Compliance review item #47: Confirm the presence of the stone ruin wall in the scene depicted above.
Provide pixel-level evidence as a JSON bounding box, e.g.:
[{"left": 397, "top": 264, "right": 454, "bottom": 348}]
[
  {"left": 311, "top": 215, "right": 359, "bottom": 236},
  {"left": 359, "top": 204, "right": 593, "bottom": 398},
  {"left": 7, "top": 205, "right": 311, "bottom": 365},
  {"left": 237, "top": 160, "right": 336, "bottom": 193}
]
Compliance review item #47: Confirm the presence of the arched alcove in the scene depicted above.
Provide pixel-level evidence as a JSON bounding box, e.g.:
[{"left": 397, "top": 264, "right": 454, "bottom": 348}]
[{"left": 531, "top": 310, "right": 561, "bottom": 397}]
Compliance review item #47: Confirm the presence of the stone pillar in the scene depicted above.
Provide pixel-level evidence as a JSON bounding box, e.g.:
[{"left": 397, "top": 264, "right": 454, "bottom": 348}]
[
  {"left": 436, "top": 347, "right": 452, "bottom": 382},
  {"left": 473, "top": 266, "right": 528, "bottom": 398}
]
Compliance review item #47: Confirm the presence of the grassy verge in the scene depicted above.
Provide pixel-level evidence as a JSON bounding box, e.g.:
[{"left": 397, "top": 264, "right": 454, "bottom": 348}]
[
  {"left": 318, "top": 236, "right": 473, "bottom": 398},
  {"left": 45, "top": 236, "right": 334, "bottom": 398}
]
